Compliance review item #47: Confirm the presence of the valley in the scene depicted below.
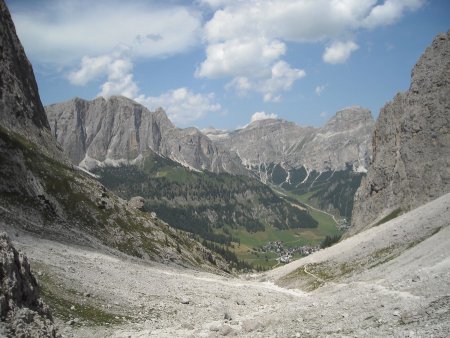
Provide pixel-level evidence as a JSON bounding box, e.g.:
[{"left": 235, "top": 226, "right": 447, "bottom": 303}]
[
  {"left": 1, "top": 0, "right": 449, "bottom": 336},
  {"left": 43, "top": 93, "right": 371, "bottom": 271},
  {"left": 90, "top": 151, "right": 341, "bottom": 269},
  {"left": 10, "top": 191, "right": 450, "bottom": 337}
]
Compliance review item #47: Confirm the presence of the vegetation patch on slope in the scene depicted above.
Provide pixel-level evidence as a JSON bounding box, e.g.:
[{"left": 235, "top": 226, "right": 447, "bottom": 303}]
[
  {"left": 0, "top": 128, "right": 225, "bottom": 271},
  {"left": 256, "top": 163, "right": 364, "bottom": 221},
  {"left": 93, "top": 152, "right": 317, "bottom": 242}
]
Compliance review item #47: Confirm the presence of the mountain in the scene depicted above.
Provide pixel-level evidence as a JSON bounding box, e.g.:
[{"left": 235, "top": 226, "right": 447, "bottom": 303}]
[
  {"left": 207, "top": 106, "right": 373, "bottom": 175},
  {"left": 45, "top": 96, "right": 247, "bottom": 175},
  {"left": 0, "top": 0, "right": 224, "bottom": 272},
  {"left": 91, "top": 150, "right": 318, "bottom": 243},
  {"left": 46, "top": 92, "right": 374, "bottom": 221},
  {"left": 350, "top": 30, "right": 450, "bottom": 236},
  {"left": 44, "top": 97, "right": 325, "bottom": 258},
  {"left": 205, "top": 106, "right": 375, "bottom": 220}
]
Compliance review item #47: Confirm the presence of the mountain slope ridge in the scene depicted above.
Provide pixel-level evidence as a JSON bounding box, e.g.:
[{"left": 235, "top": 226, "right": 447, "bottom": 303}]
[
  {"left": 350, "top": 29, "right": 450, "bottom": 235},
  {"left": 11, "top": 192, "right": 450, "bottom": 337},
  {"left": 205, "top": 105, "right": 374, "bottom": 174},
  {"left": 46, "top": 96, "right": 248, "bottom": 175},
  {"left": 0, "top": 0, "right": 225, "bottom": 273}
]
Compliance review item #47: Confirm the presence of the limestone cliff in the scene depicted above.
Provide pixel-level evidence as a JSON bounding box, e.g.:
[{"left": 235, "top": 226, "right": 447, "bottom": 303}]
[
  {"left": 45, "top": 96, "right": 247, "bottom": 174},
  {"left": 350, "top": 30, "right": 450, "bottom": 235},
  {"left": 0, "top": 0, "right": 60, "bottom": 158},
  {"left": 206, "top": 106, "right": 374, "bottom": 177}
]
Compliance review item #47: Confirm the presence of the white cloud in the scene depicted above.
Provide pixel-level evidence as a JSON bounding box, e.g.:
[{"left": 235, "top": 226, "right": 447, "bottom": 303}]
[
  {"left": 315, "top": 85, "right": 326, "bottom": 95},
  {"left": 69, "top": 53, "right": 138, "bottom": 98},
  {"left": 196, "top": 38, "right": 286, "bottom": 79},
  {"left": 197, "top": 0, "right": 424, "bottom": 99},
  {"left": 69, "top": 53, "right": 220, "bottom": 126},
  {"left": 11, "top": 0, "right": 201, "bottom": 65},
  {"left": 99, "top": 72, "right": 139, "bottom": 99},
  {"left": 323, "top": 41, "right": 359, "bottom": 64},
  {"left": 225, "top": 61, "right": 305, "bottom": 102},
  {"left": 68, "top": 55, "right": 113, "bottom": 85},
  {"left": 203, "top": 0, "right": 423, "bottom": 44},
  {"left": 261, "top": 61, "right": 306, "bottom": 102},
  {"left": 196, "top": 0, "right": 238, "bottom": 9},
  {"left": 250, "top": 112, "right": 278, "bottom": 123},
  {"left": 136, "top": 88, "right": 221, "bottom": 126},
  {"left": 320, "top": 111, "right": 328, "bottom": 118},
  {"left": 363, "top": 0, "right": 424, "bottom": 29}
]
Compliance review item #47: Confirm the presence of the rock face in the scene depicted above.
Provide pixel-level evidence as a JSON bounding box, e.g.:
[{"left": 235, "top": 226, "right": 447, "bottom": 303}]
[
  {"left": 350, "top": 30, "right": 450, "bottom": 235},
  {"left": 46, "top": 97, "right": 373, "bottom": 180},
  {"left": 0, "top": 0, "right": 227, "bottom": 273},
  {"left": 0, "top": 0, "right": 59, "bottom": 157},
  {"left": 45, "top": 96, "right": 246, "bottom": 174},
  {"left": 301, "top": 107, "right": 374, "bottom": 172},
  {"left": 206, "top": 106, "right": 374, "bottom": 177},
  {"left": 0, "top": 232, "right": 58, "bottom": 337}
]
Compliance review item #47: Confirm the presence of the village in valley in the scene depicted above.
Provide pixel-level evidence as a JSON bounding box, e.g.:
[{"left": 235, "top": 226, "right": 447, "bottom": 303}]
[{"left": 257, "top": 241, "right": 321, "bottom": 264}]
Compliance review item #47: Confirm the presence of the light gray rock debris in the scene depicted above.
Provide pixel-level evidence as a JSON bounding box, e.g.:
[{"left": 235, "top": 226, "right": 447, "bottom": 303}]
[{"left": 0, "top": 232, "right": 59, "bottom": 337}]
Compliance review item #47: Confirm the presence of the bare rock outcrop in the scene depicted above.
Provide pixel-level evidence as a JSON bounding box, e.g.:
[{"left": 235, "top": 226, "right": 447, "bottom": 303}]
[
  {"left": 0, "top": 0, "right": 60, "bottom": 158},
  {"left": 350, "top": 30, "right": 450, "bottom": 235},
  {"left": 45, "top": 96, "right": 247, "bottom": 174},
  {"left": 0, "top": 232, "right": 58, "bottom": 337},
  {"left": 206, "top": 106, "right": 374, "bottom": 174}
]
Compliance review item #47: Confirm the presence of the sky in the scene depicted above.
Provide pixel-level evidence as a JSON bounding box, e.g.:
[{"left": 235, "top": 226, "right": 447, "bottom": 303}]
[{"left": 6, "top": 0, "right": 450, "bottom": 130}]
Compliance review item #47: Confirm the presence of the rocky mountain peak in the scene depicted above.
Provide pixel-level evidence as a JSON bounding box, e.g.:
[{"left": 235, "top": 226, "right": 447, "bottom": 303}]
[
  {"left": 247, "top": 118, "right": 285, "bottom": 128},
  {"left": 323, "top": 106, "right": 373, "bottom": 132},
  {"left": 350, "top": 30, "right": 450, "bottom": 235},
  {"left": 0, "top": 1, "right": 48, "bottom": 132},
  {"left": 410, "top": 31, "right": 450, "bottom": 95},
  {"left": 210, "top": 107, "right": 374, "bottom": 174},
  {"left": 46, "top": 97, "right": 247, "bottom": 174}
]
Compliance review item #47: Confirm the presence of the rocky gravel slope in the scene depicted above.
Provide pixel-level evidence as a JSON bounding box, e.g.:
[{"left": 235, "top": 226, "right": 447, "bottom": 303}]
[{"left": 4, "top": 192, "right": 449, "bottom": 337}]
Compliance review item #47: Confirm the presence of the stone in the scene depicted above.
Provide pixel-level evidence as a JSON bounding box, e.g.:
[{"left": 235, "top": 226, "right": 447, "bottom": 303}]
[
  {"left": 219, "top": 324, "right": 234, "bottom": 336},
  {"left": 180, "top": 298, "right": 190, "bottom": 305},
  {"left": 241, "top": 319, "right": 262, "bottom": 332},
  {"left": 0, "top": 232, "right": 59, "bottom": 337},
  {"left": 128, "top": 196, "right": 145, "bottom": 210}
]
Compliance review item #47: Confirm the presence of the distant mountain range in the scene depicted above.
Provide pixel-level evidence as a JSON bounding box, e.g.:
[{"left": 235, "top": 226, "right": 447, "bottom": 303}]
[
  {"left": 46, "top": 98, "right": 374, "bottom": 177},
  {"left": 45, "top": 96, "right": 247, "bottom": 175},
  {"left": 204, "top": 105, "right": 373, "bottom": 175},
  {"left": 45, "top": 96, "right": 375, "bottom": 221}
]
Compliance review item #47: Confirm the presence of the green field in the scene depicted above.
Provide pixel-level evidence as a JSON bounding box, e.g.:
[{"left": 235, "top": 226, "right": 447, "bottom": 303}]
[{"left": 229, "top": 188, "right": 340, "bottom": 268}]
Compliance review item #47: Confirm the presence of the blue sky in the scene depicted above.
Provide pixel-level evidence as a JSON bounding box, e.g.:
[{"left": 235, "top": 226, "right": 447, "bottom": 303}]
[{"left": 6, "top": 0, "right": 450, "bottom": 130}]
